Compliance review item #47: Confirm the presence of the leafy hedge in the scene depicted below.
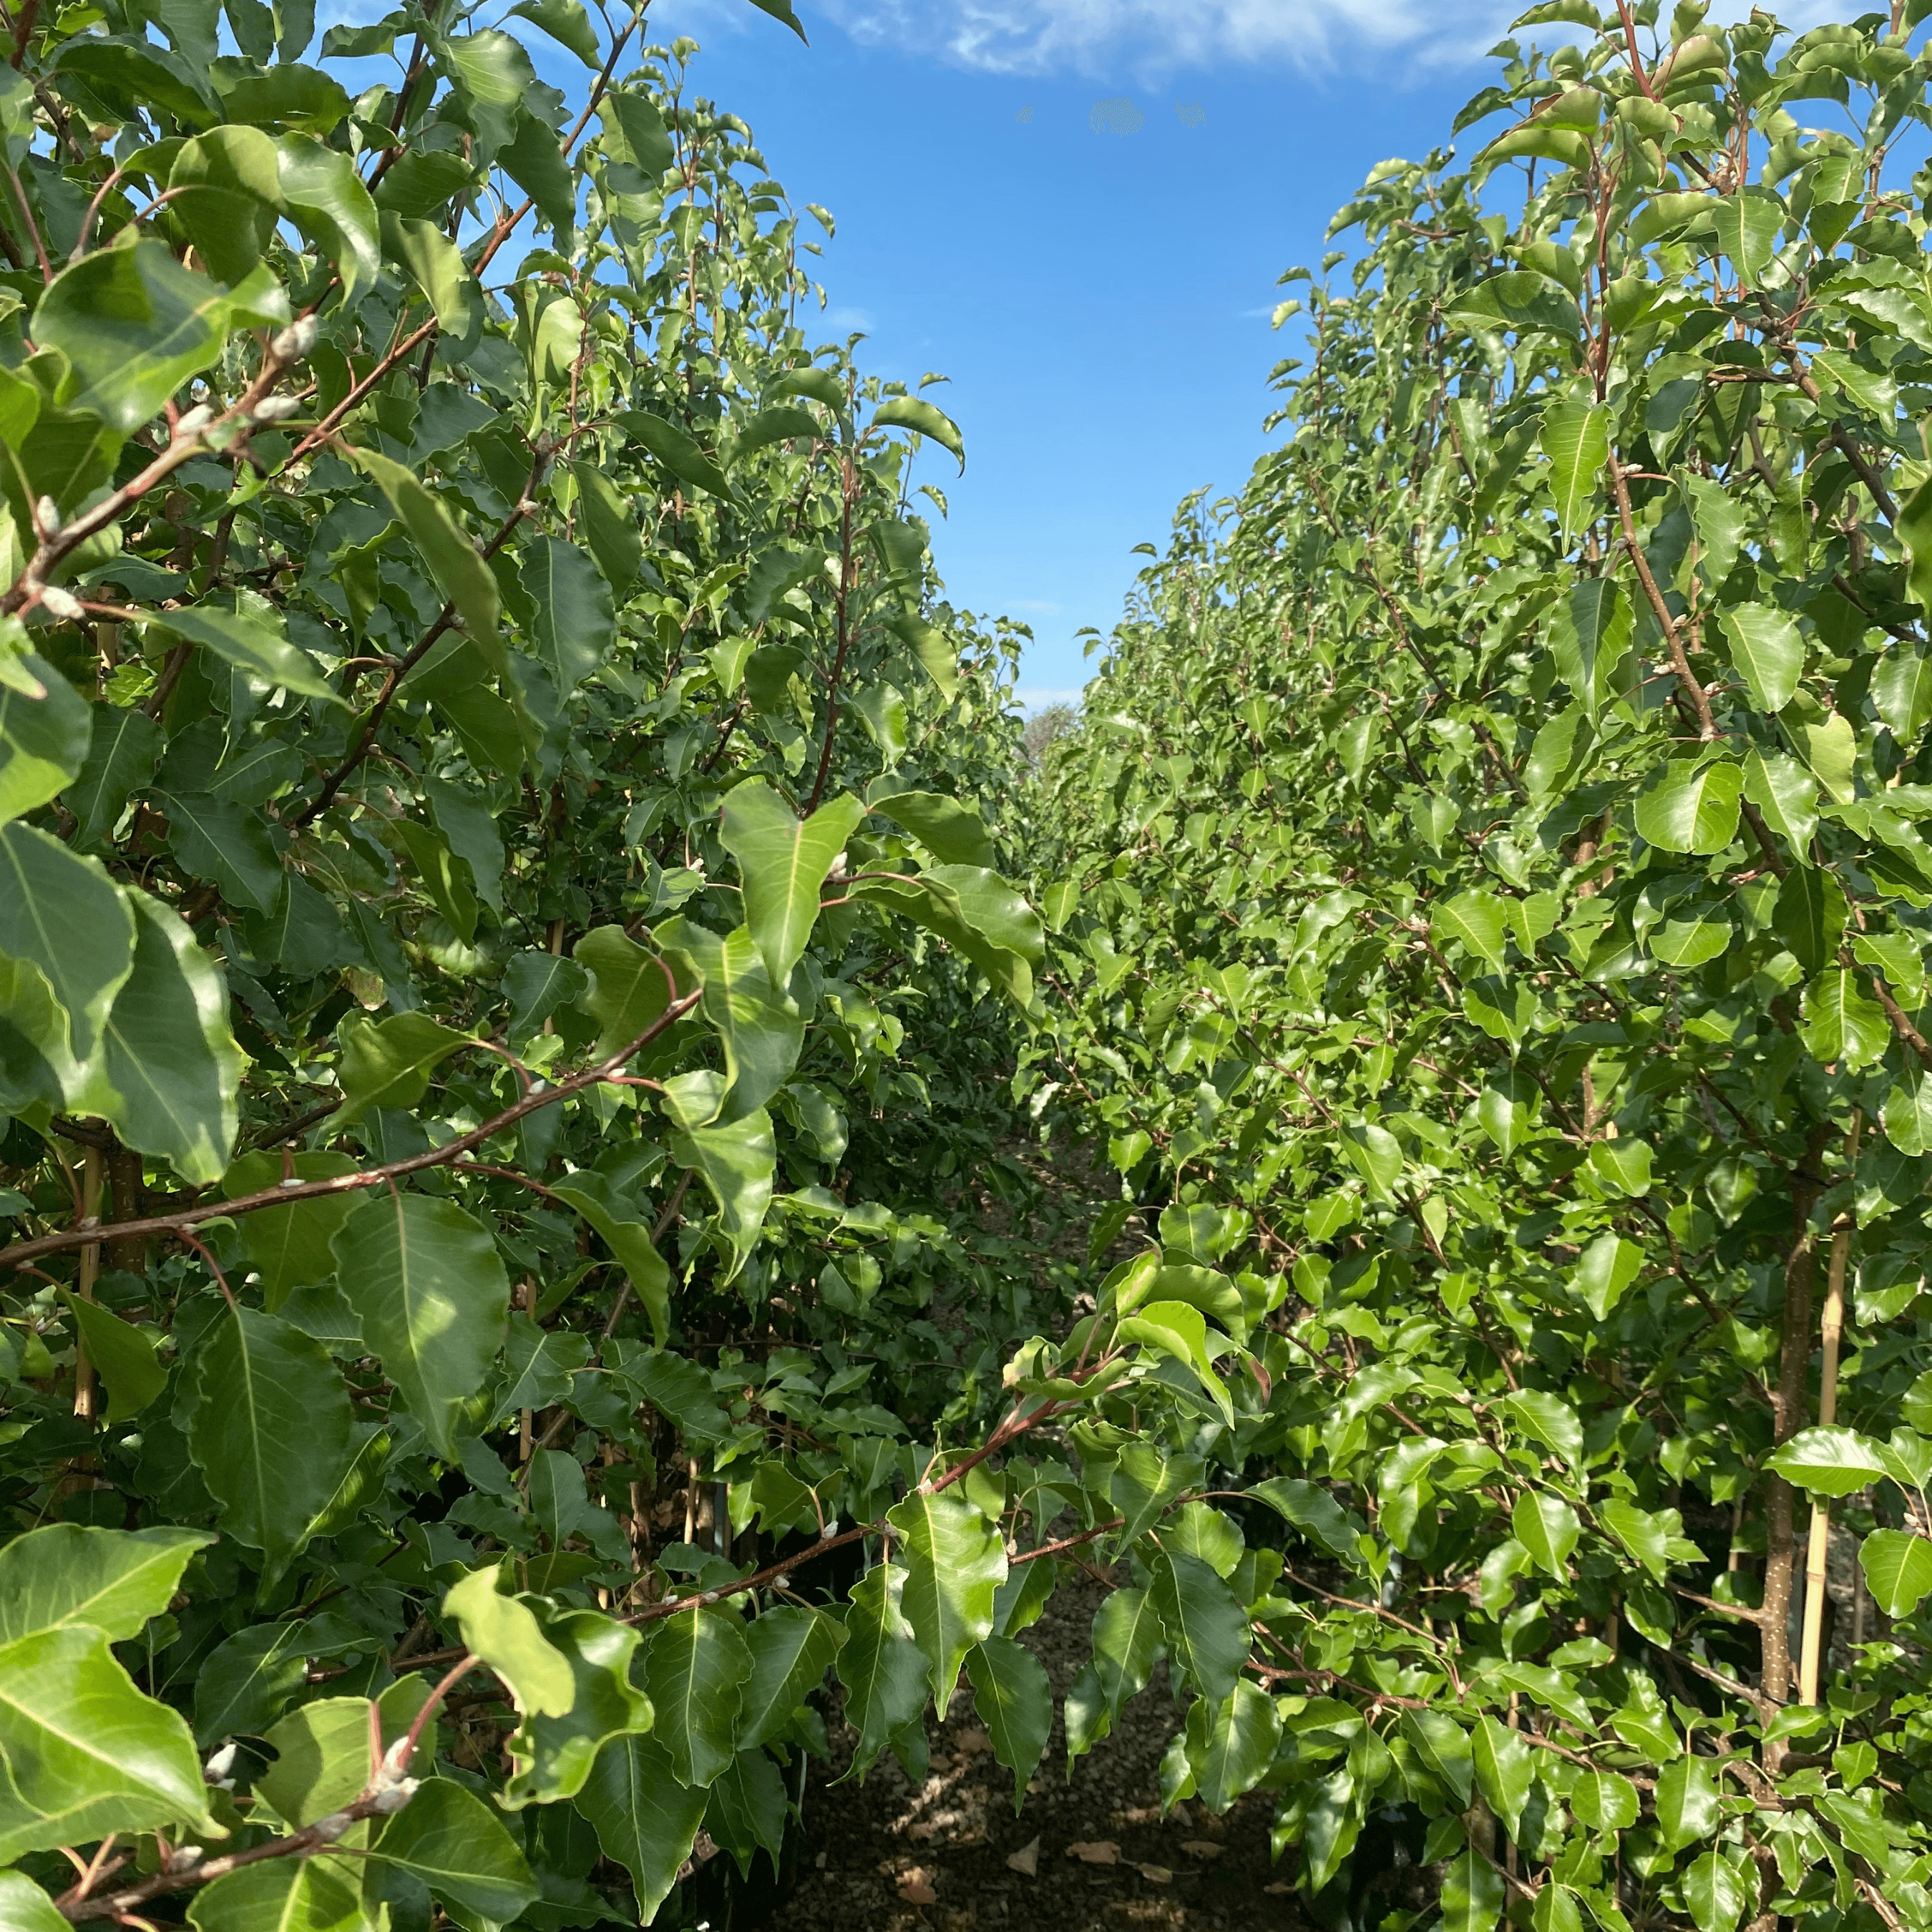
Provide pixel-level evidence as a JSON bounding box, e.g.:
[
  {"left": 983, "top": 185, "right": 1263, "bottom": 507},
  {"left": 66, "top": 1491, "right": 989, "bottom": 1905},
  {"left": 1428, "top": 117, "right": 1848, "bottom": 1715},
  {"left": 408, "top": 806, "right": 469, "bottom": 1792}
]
[
  {"left": 1028, "top": 4, "right": 1932, "bottom": 1928},
  {"left": 9, "top": 1, "right": 1932, "bottom": 1931}
]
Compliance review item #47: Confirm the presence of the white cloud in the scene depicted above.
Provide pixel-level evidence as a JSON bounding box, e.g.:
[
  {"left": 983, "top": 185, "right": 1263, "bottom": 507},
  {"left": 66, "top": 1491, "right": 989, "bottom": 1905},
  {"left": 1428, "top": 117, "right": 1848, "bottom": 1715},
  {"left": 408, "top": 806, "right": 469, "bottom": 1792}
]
[{"left": 806, "top": 0, "right": 1509, "bottom": 79}]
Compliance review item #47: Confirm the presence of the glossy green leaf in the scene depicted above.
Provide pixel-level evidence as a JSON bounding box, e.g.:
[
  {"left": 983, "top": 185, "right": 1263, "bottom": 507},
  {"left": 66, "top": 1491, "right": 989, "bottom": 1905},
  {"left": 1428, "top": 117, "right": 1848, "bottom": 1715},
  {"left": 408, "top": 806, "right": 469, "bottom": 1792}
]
[
  {"left": 31, "top": 240, "right": 232, "bottom": 432},
  {"left": 355, "top": 447, "right": 502, "bottom": 664},
  {"left": 1473, "top": 1713, "right": 1533, "bottom": 1839},
  {"left": 0, "top": 654, "right": 88, "bottom": 826},
  {"left": 887, "top": 1488, "right": 1007, "bottom": 1710},
  {"left": 721, "top": 781, "right": 866, "bottom": 987},
  {"left": 1858, "top": 1528, "right": 1932, "bottom": 1617},
  {"left": 1634, "top": 759, "right": 1742, "bottom": 855},
  {"left": 145, "top": 604, "right": 341, "bottom": 705},
  {"left": 186, "top": 1303, "right": 356, "bottom": 1573},
  {"left": 643, "top": 1606, "right": 751, "bottom": 1788},
  {"left": 1767, "top": 1425, "right": 1892, "bottom": 1496},
  {"left": 60, "top": 1292, "right": 165, "bottom": 1423},
  {"left": 965, "top": 1635, "right": 1050, "bottom": 1811},
  {"left": 328, "top": 1010, "right": 472, "bottom": 1130},
  {"left": 1539, "top": 396, "right": 1609, "bottom": 536},
  {"left": 522, "top": 535, "right": 615, "bottom": 691},
  {"left": 0, "top": 1625, "right": 214, "bottom": 1860},
  {"left": 1148, "top": 1549, "right": 1244, "bottom": 1703},
  {"left": 187, "top": 1858, "right": 364, "bottom": 1932},
  {"left": 0, "top": 823, "right": 135, "bottom": 1063},
  {"left": 0, "top": 1524, "right": 210, "bottom": 1646},
  {"left": 369, "top": 1776, "right": 539, "bottom": 1921},
  {"left": 331, "top": 1191, "right": 510, "bottom": 1457},
  {"left": 577, "top": 1734, "right": 709, "bottom": 1923},
  {"left": 837, "top": 1561, "right": 927, "bottom": 1776},
  {"left": 1719, "top": 605, "right": 1805, "bottom": 715}
]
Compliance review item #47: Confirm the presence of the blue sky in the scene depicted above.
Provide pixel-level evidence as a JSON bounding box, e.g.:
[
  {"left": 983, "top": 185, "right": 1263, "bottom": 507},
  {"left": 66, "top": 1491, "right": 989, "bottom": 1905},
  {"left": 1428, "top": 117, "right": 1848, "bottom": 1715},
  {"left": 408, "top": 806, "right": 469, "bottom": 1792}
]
[{"left": 643, "top": 0, "right": 1518, "bottom": 706}]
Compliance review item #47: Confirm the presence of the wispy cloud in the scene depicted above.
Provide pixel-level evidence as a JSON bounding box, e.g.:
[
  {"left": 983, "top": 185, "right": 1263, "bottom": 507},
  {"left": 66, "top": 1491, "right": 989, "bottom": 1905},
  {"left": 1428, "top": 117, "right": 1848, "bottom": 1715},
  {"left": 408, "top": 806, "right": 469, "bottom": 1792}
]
[{"left": 805, "top": 0, "right": 1509, "bottom": 79}]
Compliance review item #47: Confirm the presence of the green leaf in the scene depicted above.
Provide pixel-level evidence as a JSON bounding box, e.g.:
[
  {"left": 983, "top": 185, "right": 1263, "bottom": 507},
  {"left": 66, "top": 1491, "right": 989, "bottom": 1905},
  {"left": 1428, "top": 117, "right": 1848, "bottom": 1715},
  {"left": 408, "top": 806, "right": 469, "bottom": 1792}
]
[
  {"left": 1549, "top": 578, "right": 1631, "bottom": 718},
  {"left": 887, "top": 1489, "right": 1007, "bottom": 1711},
  {"left": 549, "top": 1171, "right": 671, "bottom": 1347},
  {"left": 1402, "top": 1709, "right": 1473, "bottom": 1805},
  {"left": 380, "top": 211, "right": 483, "bottom": 348},
  {"left": 1540, "top": 397, "right": 1610, "bottom": 537},
  {"left": 1512, "top": 1491, "right": 1581, "bottom": 1578},
  {"left": 31, "top": 240, "right": 233, "bottom": 432},
  {"left": 1342, "top": 1119, "right": 1404, "bottom": 1201},
  {"left": 704, "top": 1744, "right": 788, "bottom": 1880},
  {"left": 573, "top": 926, "right": 675, "bottom": 1059},
  {"left": 869, "top": 789, "right": 996, "bottom": 868},
  {"left": 1902, "top": 474, "right": 1932, "bottom": 614},
  {"left": 1571, "top": 1770, "right": 1639, "bottom": 1832},
  {"left": 744, "top": 0, "right": 809, "bottom": 42},
  {"left": 569, "top": 459, "right": 643, "bottom": 593},
  {"left": 1743, "top": 746, "right": 1817, "bottom": 851},
  {"left": 67, "top": 704, "right": 159, "bottom": 849},
  {"left": 837, "top": 1562, "right": 927, "bottom": 1776},
  {"left": 1149, "top": 1548, "right": 1244, "bottom": 1703},
  {"left": 0, "top": 1872, "right": 69, "bottom": 1932},
  {"left": 328, "top": 1010, "right": 472, "bottom": 1130},
  {"left": 1773, "top": 865, "right": 1848, "bottom": 976},
  {"left": 1858, "top": 1528, "right": 1932, "bottom": 1617},
  {"left": 354, "top": 447, "right": 502, "bottom": 665},
  {"left": 255, "top": 1695, "right": 376, "bottom": 1828},
  {"left": 1573, "top": 1233, "right": 1643, "bottom": 1319},
  {"left": 964, "top": 1635, "right": 1050, "bottom": 1810},
  {"left": 1875, "top": 648, "right": 1932, "bottom": 747},
  {"left": 275, "top": 132, "right": 380, "bottom": 306},
  {"left": 87, "top": 889, "right": 243, "bottom": 1184},
  {"left": 1710, "top": 185, "right": 1785, "bottom": 287},
  {"left": 668, "top": 1106, "right": 776, "bottom": 1284},
  {"left": 1801, "top": 710, "right": 1857, "bottom": 805},
  {"left": 1634, "top": 758, "right": 1742, "bottom": 854},
  {"left": 1473, "top": 1713, "right": 1533, "bottom": 1838},
  {"left": 886, "top": 613, "right": 961, "bottom": 701},
  {"left": 190, "top": 1623, "right": 310, "bottom": 1743},
  {"left": 59, "top": 1292, "right": 165, "bottom": 1423},
  {"left": 732, "top": 405, "right": 821, "bottom": 461},
  {"left": 0, "top": 1524, "right": 211, "bottom": 1646},
  {"left": 502, "top": 1603, "right": 655, "bottom": 1807},
  {"left": 1799, "top": 970, "right": 1890, "bottom": 1071},
  {"left": 331, "top": 1191, "right": 510, "bottom": 1457},
  {"left": 499, "top": 108, "right": 578, "bottom": 233},
  {"left": 369, "top": 1776, "right": 540, "bottom": 1922},
  {"left": 847, "top": 865, "right": 1042, "bottom": 1009},
  {"left": 1433, "top": 889, "right": 1509, "bottom": 973},
  {"left": 738, "top": 1605, "right": 846, "bottom": 1750},
  {"left": 507, "top": 0, "right": 599, "bottom": 63},
  {"left": 598, "top": 90, "right": 673, "bottom": 175},
  {"left": 1442, "top": 1850, "right": 1505, "bottom": 1932},
  {"left": 145, "top": 604, "right": 341, "bottom": 706},
  {"left": 0, "top": 822, "right": 135, "bottom": 1063},
  {"left": 188, "top": 1859, "right": 364, "bottom": 1932},
  {"left": 0, "top": 654, "right": 88, "bottom": 826},
  {"left": 1250, "top": 1476, "right": 1363, "bottom": 1560},
  {"left": 871, "top": 396, "right": 965, "bottom": 470},
  {"left": 444, "top": 1563, "right": 575, "bottom": 1717},
  {"left": 577, "top": 1735, "right": 710, "bottom": 1923},
  {"left": 643, "top": 1606, "right": 751, "bottom": 1789},
  {"left": 220, "top": 1150, "right": 363, "bottom": 1307},
  {"left": 1681, "top": 472, "right": 1745, "bottom": 591},
  {"left": 522, "top": 534, "right": 615, "bottom": 691},
  {"left": 1767, "top": 1425, "right": 1892, "bottom": 1496},
  {"left": 1654, "top": 1751, "right": 1719, "bottom": 1850},
  {"left": 155, "top": 790, "right": 282, "bottom": 912},
  {"left": 186, "top": 1304, "right": 355, "bottom": 1574},
  {"left": 720, "top": 781, "right": 866, "bottom": 986},
  {"left": 0, "top": 1625, "right": 214, "bottom": 1860},
  {"left": 1719, "top": 604, "right": 1805, "bottom": 714},
  {"left": 1444, "top": 271, "right": 1580, "bottom": 338},
  {"left": 1682, "top": 1850, "right": 1750, "bottom": 1932},
  {"left": 623, "top": 410, "right": 736, "bottom": 500},
  {"left": 1186, "top": 1679, "right": 1281, "bottom": 1815},
  {"left": 1090, "top": 1586, "right": 1163, "bottom": 1721}
]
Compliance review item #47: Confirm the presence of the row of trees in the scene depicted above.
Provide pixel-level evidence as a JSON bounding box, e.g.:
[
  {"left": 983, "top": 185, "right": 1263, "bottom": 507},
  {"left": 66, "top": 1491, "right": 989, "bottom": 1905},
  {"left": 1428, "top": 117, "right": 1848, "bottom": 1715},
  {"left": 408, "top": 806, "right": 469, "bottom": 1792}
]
[{"left": 4, "top": 1, "right": 1932, "bottom": 1929}]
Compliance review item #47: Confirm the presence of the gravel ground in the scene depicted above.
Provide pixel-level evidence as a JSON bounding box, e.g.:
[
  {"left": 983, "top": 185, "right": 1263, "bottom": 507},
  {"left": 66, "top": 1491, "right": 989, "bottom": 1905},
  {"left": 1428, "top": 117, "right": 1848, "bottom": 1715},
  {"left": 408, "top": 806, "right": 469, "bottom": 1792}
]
[{"left": 783, "top": 1568, "right": 1314, "bottom": 1932}]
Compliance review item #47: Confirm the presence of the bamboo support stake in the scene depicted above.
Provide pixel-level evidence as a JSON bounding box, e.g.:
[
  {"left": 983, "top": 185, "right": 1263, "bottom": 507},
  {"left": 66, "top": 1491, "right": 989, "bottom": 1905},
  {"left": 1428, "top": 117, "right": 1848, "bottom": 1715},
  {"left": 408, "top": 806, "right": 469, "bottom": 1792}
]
[
  {"left": 72, "top": 1143, "right": 103, "bottom": 1422},
  {"left": 1800, "top": 1111, "right": 1862, "bottom": 1706}
]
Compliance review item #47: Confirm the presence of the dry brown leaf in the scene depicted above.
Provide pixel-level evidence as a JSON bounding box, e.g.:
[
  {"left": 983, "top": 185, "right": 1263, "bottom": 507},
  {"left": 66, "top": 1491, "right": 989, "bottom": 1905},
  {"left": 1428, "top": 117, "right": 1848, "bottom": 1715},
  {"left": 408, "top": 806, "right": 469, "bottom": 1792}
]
[
  {"left": 955, "top": 1728, "right": 992, "bottom": 1755},
  {"left": 1179, "top": 1840, "right": 1225, "bottom": 1860},
  {"left": 1265, "top": 1881, "right": 1294, "bottom": 1895},
  {"left": 1135, "top": 1863, "right": 1174, "bottom": 1885},
  {"left": 898, "top": 1869, "right": 938, "bottom": 1905},
  {"left": 1067, "top": 1840, "right": 1121, "bottom": 1865},
  {"left": 1005, "top": 1837, "right": 1040, "bottom": 1877}
]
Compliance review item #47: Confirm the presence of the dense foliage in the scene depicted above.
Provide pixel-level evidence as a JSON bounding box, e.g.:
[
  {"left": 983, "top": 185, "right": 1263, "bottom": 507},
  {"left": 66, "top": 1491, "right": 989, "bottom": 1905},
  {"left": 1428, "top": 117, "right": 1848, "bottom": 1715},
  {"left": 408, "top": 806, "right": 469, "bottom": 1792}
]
[
  {"left": 1028, "top": 4, "right": 1932, "bottom": 1928},
  {"left": 12, "top": 0, "right": 1932, "bottom": 1929},
  {"left": 0, "top": 0, "right": 1075, "bottom": 1923}
]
